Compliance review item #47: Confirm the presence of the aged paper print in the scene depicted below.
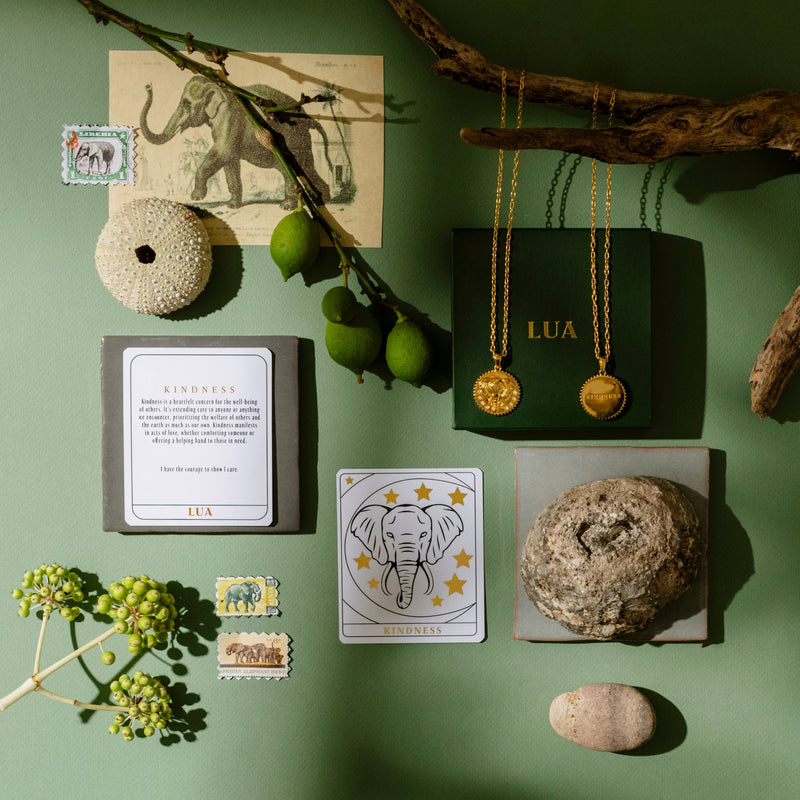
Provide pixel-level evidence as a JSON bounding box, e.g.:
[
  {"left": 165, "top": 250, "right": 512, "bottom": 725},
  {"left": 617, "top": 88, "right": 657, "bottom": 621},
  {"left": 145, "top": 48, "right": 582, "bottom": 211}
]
[{"left": 109, "top": 51, "right": 383, "bottom": 246}]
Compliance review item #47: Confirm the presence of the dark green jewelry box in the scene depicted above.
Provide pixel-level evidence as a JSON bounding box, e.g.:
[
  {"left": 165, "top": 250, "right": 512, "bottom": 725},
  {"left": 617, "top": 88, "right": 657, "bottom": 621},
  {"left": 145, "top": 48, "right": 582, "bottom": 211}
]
[{"left": 452, "top": 228, "right": 652, "bottom": 431}]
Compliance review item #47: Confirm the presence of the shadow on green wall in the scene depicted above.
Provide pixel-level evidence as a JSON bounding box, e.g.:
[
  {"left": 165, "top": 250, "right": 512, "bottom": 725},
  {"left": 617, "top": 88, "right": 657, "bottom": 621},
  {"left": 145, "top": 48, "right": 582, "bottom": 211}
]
[
  {"left": 674, "top": 150, "right": 800, "bottom": 204},
  {"left": 162, "top": 244, "right": 244, "bottom": 321},
  {"left": 624, "top": 687, "right": 687, "bottom": 755},
  {"left": 704, "top": 449, "right": 754, "bottom": 645}
]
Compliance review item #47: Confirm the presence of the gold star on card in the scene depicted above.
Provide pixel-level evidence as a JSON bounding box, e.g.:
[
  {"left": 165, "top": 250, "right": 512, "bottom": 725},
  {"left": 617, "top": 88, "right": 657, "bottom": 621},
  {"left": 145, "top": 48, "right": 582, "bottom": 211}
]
[
  {"left": 414, "top": 483, "right": 432, "bottom": 500},
  {"left": 431, "top": 595, "right": 443, "bottom": 607},
  {"left": 453, "top": 549, "right": 473, "bottom": 569},
  {"left": 384, "top": 489, "right": 399, "bottom": 504},
  {"left": 444, "top": 573, "right": 467, "bottom": 595},
  {"left": 354, "top": 552, "right": 371, "bottom": 570},
  {"left": 346, "top": 476, "right": 353, "bottom": 484},
  {"left": 368, "top": 578, "right": 379, "bottom": 589},
  {"left": 448, "top": 488, "right": 467, "bottom": 506}
]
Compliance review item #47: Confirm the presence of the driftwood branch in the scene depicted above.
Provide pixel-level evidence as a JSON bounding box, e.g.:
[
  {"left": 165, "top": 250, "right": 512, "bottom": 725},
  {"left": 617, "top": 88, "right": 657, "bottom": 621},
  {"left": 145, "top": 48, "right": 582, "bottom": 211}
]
[
  {"left": 386, "top": 0, "right": 800, "bottom": 165},
  {"left": 750, "top": 287, "right": 800, "bottom": 417},
  {"left": 389, "top": 0, "right": 800, "bottom": 416}
]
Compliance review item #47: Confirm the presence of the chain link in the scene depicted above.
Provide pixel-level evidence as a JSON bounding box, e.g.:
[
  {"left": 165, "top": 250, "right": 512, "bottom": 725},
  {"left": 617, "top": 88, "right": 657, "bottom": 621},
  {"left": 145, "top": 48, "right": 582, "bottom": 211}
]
[
  {"left": 489, "top": 70, "right": 525, "bottom": 362},
  {"left": 589, "top": 82, "right": 616, "bottom": 370}
]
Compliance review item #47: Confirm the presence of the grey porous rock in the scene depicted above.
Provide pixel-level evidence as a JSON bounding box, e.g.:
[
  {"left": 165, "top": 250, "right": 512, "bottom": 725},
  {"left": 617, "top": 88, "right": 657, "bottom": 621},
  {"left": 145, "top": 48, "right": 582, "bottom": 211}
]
[
  {"left": 520, "top": 476, "right": 701, "bottom": 640},
  {"left": 549, "top": 683, "right": 656, "bottom": 752}
]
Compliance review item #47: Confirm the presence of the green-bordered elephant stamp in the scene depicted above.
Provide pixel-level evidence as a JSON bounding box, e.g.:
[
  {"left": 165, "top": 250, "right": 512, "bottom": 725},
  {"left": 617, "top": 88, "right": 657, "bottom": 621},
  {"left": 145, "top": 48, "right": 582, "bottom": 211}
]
[
  {"left": 216, "top": 576, "right": 278, "bottom": 617},
  {"left": 217, "top": 632, "right": 290, "bottom": 680},
  {"left": 62, "top": 125, "right": 135, "bottom": 185}
]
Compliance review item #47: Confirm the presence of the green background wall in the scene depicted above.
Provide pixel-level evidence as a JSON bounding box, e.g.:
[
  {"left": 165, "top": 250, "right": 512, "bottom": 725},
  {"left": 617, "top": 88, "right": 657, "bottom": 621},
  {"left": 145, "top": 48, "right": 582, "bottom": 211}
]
[{"left": 2, "top": 1, "right": 798, "bottom": 797}]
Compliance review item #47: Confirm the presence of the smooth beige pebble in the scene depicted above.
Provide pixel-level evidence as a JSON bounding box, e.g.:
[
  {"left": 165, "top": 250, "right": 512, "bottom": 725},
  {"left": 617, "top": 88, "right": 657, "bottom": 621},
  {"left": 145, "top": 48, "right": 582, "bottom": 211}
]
[{"left": 549, "top": 682, "right": 656, "bottom": 752}]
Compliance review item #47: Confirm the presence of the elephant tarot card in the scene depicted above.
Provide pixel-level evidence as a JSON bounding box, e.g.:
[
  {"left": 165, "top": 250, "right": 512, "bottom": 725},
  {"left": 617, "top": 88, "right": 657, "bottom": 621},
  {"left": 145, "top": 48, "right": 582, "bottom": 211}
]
[{"left": 337, "top": 468, "right": 485, "bottom": 643}]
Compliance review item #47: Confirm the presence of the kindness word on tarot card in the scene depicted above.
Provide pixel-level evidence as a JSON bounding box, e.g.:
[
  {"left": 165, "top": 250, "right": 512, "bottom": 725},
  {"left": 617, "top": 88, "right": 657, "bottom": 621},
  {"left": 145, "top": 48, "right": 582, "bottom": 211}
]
[{"left": 337, "top": 468, "right": 484, "bottom": 643}]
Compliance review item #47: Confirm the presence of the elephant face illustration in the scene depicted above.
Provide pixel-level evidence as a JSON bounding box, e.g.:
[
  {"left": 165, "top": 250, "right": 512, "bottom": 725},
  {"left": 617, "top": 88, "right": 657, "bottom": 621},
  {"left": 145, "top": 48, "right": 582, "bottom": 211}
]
[{"left": 350, "top": 504, "right": 464, "bottom": 609}]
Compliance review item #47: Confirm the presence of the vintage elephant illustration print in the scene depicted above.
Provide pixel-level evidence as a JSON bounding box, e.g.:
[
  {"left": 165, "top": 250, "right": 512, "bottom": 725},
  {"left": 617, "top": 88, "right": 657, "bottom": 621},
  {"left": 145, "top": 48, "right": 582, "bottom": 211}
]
[
  {"left": 74, "top": 141, "right": 115, "bottom": 176},
  {"left": 350, "top": 504, "right": 464, "bottom": 609},
  {"left": 140, "top": 74, "right": 332, "bottom": 209},
  {"left": 223, "top": 580, "right": 262, "bottom": 613}
]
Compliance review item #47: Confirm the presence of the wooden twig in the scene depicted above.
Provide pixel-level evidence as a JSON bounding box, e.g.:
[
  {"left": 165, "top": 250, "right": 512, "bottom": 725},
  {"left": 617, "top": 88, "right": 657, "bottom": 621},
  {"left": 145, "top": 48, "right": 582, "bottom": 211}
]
[
  {"left": 387, "top": 0, "right": 800, "bottom": 164},
  {"left": 750, "top": 286, "right": 800, "bottom": 417}
]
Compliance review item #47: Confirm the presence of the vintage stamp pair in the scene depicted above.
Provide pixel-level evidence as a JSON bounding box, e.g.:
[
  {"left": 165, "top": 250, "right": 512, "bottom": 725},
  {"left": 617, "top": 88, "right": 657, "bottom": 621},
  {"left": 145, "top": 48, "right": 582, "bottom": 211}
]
[
  {"left": 62, "top": 125, "right": 134, "bottom": 185},
  {"left": 215, "top": 576, "right": 288, "bottom": 679}
]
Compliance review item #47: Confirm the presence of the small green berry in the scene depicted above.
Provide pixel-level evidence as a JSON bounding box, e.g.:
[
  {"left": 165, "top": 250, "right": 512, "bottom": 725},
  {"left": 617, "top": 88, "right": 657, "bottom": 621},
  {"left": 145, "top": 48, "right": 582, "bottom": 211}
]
[
  {"left": 101, "top": 650, "right": 116, "bottom": 666},
  {"left": 109, "top": 583, "right": 126, "bottom": 602},
  {"left": 109, "top": 723, "right": 120, "bottom": 735},
  {"left": 97, "top": 594, "right": 113, "bottom": 615}
]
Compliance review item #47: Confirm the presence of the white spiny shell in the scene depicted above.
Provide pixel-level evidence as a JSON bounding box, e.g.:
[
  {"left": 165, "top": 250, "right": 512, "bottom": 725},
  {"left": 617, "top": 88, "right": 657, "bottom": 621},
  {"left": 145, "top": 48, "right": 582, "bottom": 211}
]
[{"left": 95, "top": 197, "right": 212, "bottom": 315}]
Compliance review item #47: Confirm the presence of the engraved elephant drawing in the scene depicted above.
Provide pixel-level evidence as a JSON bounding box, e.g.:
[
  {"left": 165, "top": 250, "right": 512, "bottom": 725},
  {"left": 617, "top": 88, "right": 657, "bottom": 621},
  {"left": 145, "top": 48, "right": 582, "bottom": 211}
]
[
  {"left": 140, "top": 74, "right": 332, "bottom": 209},
  {"left": 350, "top": 504, "right": 464, "bottom": 609},
  {"left": 75, "top": 141, "right": 115, "bottom": 175},
  {"left": 223, "top": 581, "right": 262, "bottom": 613}
]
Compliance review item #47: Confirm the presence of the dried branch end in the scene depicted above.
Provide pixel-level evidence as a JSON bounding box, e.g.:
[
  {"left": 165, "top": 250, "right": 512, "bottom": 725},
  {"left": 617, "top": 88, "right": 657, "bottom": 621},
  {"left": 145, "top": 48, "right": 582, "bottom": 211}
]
[{"left": 750, "top": 286, "right": 800, "bottom": 417}]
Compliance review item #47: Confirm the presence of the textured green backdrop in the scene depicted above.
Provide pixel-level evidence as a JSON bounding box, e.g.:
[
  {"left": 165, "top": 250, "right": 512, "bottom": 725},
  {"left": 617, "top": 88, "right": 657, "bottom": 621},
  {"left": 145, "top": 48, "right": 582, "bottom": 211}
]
[{"left": 1, "top": 1, "right": 798, "bottom": 798}]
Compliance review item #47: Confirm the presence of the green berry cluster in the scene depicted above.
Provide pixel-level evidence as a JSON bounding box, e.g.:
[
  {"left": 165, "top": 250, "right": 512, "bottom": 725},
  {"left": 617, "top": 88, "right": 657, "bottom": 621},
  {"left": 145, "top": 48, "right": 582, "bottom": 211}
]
[
  {"left": 108, "top": 671, "right": 172, "bottom": 741},
  {"left": 97, "top": 576, "right": 176, "bottom": 655},
  {"left": 11, "top": 563, "right": 85, "bottom": 621}
]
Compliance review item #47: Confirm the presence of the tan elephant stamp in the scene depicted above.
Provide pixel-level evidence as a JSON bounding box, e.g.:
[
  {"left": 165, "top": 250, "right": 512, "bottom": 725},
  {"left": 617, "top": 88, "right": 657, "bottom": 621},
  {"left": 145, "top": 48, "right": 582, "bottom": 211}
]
[
  {"left": 216, "top": 576, "right": 278, "bottom": 617},
  {"left": 217, "top": 632, "right": 290, "bottom": 680}
]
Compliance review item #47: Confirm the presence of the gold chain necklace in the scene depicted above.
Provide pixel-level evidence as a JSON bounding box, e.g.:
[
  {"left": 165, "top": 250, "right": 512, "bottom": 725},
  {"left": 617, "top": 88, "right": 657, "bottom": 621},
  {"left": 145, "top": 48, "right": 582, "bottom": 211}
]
[
  {"left": 579, "top": 82, "right": 628, "bottom": 420},
  {"left": 473, "top": 69, "right": 525, "bottom": 416}
]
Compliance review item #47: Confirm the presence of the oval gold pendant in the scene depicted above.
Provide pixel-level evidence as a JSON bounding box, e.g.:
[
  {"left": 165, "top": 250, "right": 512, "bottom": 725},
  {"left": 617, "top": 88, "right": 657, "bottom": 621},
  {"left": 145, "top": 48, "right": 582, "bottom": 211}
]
[
  {"left": 474, "top": 369, "right": 521, "bottom": 416},
  {"left": 579, "top": 373, "right": 627, "bottom": 420}
]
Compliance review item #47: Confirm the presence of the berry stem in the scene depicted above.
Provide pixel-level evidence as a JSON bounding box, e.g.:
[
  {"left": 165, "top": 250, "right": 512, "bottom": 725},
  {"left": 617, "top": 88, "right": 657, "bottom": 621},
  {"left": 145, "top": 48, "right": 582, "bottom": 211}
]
[
  {"left": 33, "top": 686, "right": 119, "bottom": 713},
  {"left": 32, "top": 608, "right": 51, "bottom": 675},
  {"left": 0, "top": 627, "right": 116, "bottom": 712}
]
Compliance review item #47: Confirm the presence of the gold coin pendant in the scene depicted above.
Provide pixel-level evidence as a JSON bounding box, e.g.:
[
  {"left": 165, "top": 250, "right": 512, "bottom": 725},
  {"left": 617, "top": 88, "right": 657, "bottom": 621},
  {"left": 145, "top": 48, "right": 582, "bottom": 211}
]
[
  {"left": 579, "top": 373, "right": 627, "bottom": 420},
  {"left": 473, "top": 369, "right": 521, "bottom": 416}
]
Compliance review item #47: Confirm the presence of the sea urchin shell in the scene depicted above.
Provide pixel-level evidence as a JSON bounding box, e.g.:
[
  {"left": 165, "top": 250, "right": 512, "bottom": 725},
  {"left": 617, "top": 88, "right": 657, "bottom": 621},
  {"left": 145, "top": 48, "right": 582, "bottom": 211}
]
[{"left": 95, "top": 197, "right": 212, "bottom": 315}]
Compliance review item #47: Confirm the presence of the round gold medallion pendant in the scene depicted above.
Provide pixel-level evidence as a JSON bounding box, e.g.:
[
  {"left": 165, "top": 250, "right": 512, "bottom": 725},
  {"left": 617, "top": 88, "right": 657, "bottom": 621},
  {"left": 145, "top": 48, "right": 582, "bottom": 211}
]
[
  {"left": 579, "top": 373, "right": 627, "bottom": 420},
  {"left": 474, "top": 369, "right": 521, "bottom": 416}
]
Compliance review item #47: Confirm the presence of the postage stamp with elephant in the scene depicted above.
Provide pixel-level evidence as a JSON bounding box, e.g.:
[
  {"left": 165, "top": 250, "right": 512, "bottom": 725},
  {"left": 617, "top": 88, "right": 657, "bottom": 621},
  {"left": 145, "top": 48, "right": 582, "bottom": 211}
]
[
  {"left": 217, "top": 632, "right": 290, "bottom": 680},
  {"left": 216, "top": 576, "right": 278, "bottom": 617},
  {"left": 62, "top": 125, "right": 135, "bottom": 185}
]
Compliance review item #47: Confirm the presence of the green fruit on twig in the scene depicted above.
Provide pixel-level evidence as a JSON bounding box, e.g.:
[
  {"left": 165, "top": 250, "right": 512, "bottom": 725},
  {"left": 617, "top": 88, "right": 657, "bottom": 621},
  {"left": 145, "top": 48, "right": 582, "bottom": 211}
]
[
  {"left": 325, "top": 304, "right": 382, "bottom": 383},
  {"left": 322, "top": 285, "right": 359, "bottom": 323},
  {"left": 385, "top": 317, "right": 434, "bottom": 387},
  {"left": 270, "top": 207, "right": 320, "bottom": 281}
]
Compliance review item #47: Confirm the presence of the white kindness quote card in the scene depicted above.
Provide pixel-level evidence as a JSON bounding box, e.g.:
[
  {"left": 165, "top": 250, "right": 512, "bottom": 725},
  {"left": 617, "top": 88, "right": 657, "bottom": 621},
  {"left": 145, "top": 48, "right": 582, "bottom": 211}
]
[
  {"left": 122, "top": 346, "right": 273, "bottom": 527},
  {"left": 337, "top": 468, "right": 485, "bottom": 643}
]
